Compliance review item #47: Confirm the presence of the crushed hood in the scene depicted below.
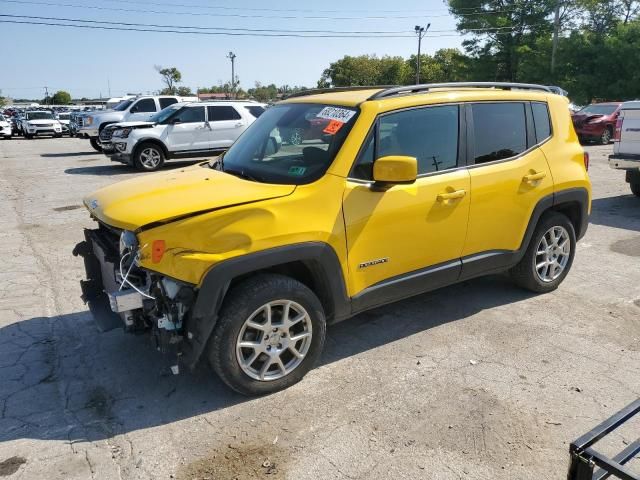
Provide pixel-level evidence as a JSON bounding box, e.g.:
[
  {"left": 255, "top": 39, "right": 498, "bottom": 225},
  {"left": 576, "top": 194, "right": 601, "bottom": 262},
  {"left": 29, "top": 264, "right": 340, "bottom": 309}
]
[
  {"left": 111, "top": 121, "right": 155, "bottom": 129},
  {"left": 84, "top": 165, "right": 296, "bottom": 231}
]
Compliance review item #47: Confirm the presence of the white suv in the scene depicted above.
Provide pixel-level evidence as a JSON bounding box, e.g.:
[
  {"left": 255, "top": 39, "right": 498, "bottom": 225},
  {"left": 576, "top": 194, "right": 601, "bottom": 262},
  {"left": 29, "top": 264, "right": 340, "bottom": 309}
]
[
  {"left": 609, "top": 100, "right": 640, "bottom": 196},
  {"left": 20, "top": 111, "right": 63, "bottom": 138},
  {"left": 100, "top": 101, "right": 266, "bottom": 171},
  {"left": 78, "top": 95, "right": 185, "bottom": 152}
]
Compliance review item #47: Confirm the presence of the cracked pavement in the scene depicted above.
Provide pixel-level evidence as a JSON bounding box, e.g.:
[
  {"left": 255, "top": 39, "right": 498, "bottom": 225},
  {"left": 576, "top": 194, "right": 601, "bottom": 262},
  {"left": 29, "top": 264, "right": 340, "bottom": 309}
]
[{"left": 0, "top": 137, "right": 638, "bottom": 479}]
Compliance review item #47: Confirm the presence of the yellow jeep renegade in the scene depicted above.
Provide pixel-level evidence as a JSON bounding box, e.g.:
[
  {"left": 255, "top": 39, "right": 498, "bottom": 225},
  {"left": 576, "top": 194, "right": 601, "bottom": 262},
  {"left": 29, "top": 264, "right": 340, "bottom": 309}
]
[{"left": 74, "top": 83, "right": 591, "bottom": 396}]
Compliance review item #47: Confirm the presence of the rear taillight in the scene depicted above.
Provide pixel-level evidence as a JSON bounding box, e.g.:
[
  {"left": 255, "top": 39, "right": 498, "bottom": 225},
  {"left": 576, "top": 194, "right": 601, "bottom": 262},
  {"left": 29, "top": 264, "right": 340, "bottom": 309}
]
[
  {"left": 584, "top": 152, "right": 590, "bottom": 171},
  {"left": 614, "top": 118, "right": 623, "bottom": 141}
]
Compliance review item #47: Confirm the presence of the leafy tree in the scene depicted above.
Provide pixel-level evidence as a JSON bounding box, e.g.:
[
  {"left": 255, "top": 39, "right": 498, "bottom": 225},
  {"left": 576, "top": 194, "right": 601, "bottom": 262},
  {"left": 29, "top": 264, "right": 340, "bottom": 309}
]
[
  {"left": 176, "top": 86, "right": 194, "bottom": 96},
  {"left": 448, "top": 0, "right": 556, "bottom": 81},
  {"left": 0, "top": 90, "right": 5, "bottom": 107},
  {"left": 51, "top": 90, "right": 72, "bottom": 104},
  {"left": 155, "top": 65, "right": 182, "bottom": 94}
]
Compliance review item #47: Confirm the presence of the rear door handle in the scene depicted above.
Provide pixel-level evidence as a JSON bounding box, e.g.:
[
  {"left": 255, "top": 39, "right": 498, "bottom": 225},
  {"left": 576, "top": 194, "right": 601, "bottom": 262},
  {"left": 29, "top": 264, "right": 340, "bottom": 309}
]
[
  {"left": 437, "top": 189, "right": 466, "bottom": 202},
  {"left": 523, "top": 171, "right": 547, "bottom": 183}
]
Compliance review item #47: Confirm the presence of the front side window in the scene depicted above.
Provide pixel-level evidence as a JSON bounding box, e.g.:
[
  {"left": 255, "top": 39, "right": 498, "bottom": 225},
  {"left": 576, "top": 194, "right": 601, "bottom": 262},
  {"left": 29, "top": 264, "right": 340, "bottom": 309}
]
[
  {"left": 472, "top": 103, "right": 527, "bottom": 164},
  {"left": 245, "top": 106, "right": 266, "bottom": 118},
  {"left": 132, "top": 98, "right": 157, "bottom": 113},
  {"left": 173, "top": 106, "right": 205, "bottom": 123},
  {"left": 351, "top": 105, "right": 459, "bottom": 180},
  {"left": 215, "top": 103, "right": 358, "bottom": 185},
  {"left": 208, "top": 106, "right": 242, "bottom": 121},
  {"left": 159, "top": 97, "right": 178, "bottom": 109}
]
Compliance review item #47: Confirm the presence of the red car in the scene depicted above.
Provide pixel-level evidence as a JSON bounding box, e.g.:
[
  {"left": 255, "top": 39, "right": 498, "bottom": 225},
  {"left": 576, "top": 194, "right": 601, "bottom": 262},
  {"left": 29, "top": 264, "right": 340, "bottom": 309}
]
[{"left": 572, "top": 102, "right": 622, "bottom": 144}]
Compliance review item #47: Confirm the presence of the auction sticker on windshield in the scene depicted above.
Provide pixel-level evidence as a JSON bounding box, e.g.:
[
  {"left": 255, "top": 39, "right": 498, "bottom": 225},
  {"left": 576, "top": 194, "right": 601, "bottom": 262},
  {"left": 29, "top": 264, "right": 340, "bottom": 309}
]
[{"left": 316, "top": 106, "right": 356, "bottom": 123}]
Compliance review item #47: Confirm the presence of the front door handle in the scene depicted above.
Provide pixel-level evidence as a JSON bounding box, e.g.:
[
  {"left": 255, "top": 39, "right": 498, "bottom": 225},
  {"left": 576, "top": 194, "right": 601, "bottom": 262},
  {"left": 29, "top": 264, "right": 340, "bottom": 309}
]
[
  {"left": 234, "top": 122, "right": 244, "bottom": 128},
  {"left": 437, "top": 189, "right": 466, "bottom": 202},
  {"left": 523, "top": 171, "right": 547, "bottom": 183}
]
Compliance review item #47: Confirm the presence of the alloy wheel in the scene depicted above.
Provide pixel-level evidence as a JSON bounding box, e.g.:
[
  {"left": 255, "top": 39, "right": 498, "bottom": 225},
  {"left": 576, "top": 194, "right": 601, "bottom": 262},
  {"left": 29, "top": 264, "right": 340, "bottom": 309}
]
[
  {"left": 235, "top": 300, "right": 313, "bottom": 381},
  {"left": 535, "top": 226, "right": 571, "bottom": 283},
  {"left": 140, "top": 147, "right": 162, "bottom": 169}
]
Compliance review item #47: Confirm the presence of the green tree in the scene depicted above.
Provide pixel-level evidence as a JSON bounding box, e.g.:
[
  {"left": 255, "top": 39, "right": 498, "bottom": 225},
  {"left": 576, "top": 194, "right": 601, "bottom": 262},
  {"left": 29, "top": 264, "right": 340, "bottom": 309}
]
[
  {"left": 176, "top": 86, "right": 194, "bottom": 96},
  {"left": 51, "top": 90, "right": 72, "bottom": 104},
  {"left": 155, "top": 65, "right": 182, "bottom": 94},
  {"left": 0, "top": 90, "right": 6, "bottom": 107},
  {"left": 448, "top": 0, "right": 556, "bottom": 81}
]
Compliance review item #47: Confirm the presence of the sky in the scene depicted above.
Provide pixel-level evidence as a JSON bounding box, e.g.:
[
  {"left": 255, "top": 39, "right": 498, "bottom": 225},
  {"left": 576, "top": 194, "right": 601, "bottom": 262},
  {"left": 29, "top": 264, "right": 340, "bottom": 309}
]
[{"left": 1, "top": 0, "right": 465, "bottom": 100}]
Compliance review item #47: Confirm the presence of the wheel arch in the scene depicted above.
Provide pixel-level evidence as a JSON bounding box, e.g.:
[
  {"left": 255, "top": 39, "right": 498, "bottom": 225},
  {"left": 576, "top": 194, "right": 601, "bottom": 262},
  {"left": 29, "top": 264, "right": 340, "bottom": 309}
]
[
  {"left": 132, "top": 138, "right": 169, "bottom": 160},
  {"left": 182, "top": 242, "right": 350, "bottom": 368}
]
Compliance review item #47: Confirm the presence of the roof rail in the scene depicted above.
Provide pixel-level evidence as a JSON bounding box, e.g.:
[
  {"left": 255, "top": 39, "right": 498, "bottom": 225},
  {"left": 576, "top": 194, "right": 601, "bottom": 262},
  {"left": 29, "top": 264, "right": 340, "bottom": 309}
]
[
  {"left": 284, "top": 85, "right": 395, "bottom": 100},
  {"left": 368, "top": 82, "right": 551, "bottom": 100}
]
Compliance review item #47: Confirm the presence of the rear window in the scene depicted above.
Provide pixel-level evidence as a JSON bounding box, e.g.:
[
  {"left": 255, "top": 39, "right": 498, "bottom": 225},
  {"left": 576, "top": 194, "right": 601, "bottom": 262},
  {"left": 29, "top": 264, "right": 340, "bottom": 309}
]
[
  {"left": 159, "top": 97, "right": 178, "bottom": 109},
  {"left": 245, "top": 106, "right": 266, "bottom": 118},
  {"left": 471, "top": 102, "right": 528, "bottom": 164},
  {"left": 208, "top": 106, "right": 242, "bottom": 121},
  {"left": 531, "top": 102, "right": 552, "bottom": 143}
]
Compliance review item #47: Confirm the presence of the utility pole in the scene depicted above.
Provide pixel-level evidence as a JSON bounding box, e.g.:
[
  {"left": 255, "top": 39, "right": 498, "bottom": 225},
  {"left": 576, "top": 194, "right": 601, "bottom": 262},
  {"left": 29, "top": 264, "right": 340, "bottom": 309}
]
[
  {"left": 414, "top": 24, "right": 430, "bottom": 84},
  {"left": 551, "top": 0, "right": 561, "bottom": 76},
  {"left": 226, "top": 51, "right": 236, "bottom": 99},
  {"left": 43, "top": 86, "right": 49, "bottom": 106}
]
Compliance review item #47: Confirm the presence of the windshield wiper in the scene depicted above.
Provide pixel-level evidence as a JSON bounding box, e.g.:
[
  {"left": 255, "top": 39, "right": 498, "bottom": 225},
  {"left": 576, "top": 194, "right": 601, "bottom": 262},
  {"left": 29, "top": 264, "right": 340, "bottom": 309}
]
[{"left": 223, "top": 168, "right": 263, "bottom": 183}]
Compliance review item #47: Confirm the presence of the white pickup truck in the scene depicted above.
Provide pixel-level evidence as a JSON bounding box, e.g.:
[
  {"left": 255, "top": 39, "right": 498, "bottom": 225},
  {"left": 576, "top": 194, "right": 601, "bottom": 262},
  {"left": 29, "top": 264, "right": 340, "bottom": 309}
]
[{"left": 609, "top": 101, "right": 640, "bottom": 196}]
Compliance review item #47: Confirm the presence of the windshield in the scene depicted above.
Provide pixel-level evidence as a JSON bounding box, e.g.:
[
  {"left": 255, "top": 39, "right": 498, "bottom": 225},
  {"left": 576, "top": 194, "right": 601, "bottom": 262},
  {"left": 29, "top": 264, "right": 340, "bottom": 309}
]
[
  {"left": 150, "top": 103, "right": 183, "bottom": 123},
  {"left": 113, "top": 99, "right": 134, "bottom": 111},
  {"left": 58, "top": 113, "right": 70, "bottom": 120},
  {"left": 26, "top": 112, "right": 54, "bottom": 120},
  {"left": 216, "top": 103, "right": 358, "bottom": 185},
  {"left": 579, "top": 104, "right": 618, "bottom": 116}
]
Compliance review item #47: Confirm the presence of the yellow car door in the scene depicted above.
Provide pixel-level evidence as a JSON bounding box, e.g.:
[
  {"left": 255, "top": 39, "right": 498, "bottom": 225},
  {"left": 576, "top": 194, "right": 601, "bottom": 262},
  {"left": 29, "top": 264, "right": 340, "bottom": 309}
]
[
  {"left": 461, "top": 102, "right": 555, "bottom": 270},
  {"left": 342, "top": 104, "right": 471, "bottom": 309}
]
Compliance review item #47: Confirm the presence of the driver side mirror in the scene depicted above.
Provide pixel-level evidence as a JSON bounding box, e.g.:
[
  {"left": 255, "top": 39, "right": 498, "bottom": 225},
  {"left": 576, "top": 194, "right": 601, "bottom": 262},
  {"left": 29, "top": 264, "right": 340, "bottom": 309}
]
[{"left": 373, "top": 156, "right": 417, "bottom": 186}]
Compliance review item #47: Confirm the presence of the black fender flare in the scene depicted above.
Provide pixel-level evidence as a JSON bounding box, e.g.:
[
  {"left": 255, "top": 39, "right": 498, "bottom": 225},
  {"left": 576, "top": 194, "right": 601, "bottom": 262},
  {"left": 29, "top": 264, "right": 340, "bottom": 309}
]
[{"left": 182, "top": 242, "right": 350, "bottom": 368}]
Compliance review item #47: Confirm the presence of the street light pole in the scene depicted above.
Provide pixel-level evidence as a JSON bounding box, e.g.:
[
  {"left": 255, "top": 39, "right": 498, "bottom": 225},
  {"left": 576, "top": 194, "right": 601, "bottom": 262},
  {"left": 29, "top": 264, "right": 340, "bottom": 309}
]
[
  {"left": 414, "top": 24, "right": 430, "bottom": 85},
  {"left": 226, "top": 51, "right": 236, "bottom": 99}
]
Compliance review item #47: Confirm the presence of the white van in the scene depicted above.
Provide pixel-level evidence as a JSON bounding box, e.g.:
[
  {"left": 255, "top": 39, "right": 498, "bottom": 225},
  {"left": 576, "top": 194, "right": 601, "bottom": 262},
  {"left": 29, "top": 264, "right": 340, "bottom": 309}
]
[{"left": 609, "top": 100, "right": 640, "bottom": 196}]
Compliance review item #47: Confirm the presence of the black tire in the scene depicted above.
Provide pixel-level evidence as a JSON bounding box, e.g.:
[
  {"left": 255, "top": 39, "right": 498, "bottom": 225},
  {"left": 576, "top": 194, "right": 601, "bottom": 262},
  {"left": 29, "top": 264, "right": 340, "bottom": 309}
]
[
  {"left": 631, "top": 182, "right": 640, "bottom": 197},
  {"left": 89, "top": 138, "right": 103, "bottom": 152},
  {"left": 25, "top": 133, "right": 33, "bottom": 139},
  {"left": 509, "top": 211, "right": 576, "bottom": 293},
  {"left": 134, "top": 142, "right": 165, "bottom": 172},
  {"left": 208, "top": 274, "right": 326, "bottom": 396},
  {"left": 600, "top": 126, "right": 613, "bottom": 145}
]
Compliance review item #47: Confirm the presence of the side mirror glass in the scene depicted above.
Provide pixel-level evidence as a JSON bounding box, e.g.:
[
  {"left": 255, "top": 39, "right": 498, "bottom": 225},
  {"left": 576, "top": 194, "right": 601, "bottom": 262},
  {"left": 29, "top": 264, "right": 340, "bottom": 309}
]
[{"left": 373, "top": 155, "right": 418, "bottom": 185}]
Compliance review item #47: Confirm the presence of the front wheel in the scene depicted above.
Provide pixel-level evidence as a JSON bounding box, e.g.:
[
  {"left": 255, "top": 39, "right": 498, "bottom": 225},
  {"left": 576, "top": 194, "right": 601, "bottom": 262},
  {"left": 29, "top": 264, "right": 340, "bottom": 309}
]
[
  {"left": 89, "top": 138, "right": 102, "bottom": 152},
  {"left": 134, "top": 142, "right": 165, "bottom": 171},
  {"left": 510, "top": 212, "right": 576, "bottom": 293},
  {"left": 208, "top": 274, "right": 326, "bottom": 396}
]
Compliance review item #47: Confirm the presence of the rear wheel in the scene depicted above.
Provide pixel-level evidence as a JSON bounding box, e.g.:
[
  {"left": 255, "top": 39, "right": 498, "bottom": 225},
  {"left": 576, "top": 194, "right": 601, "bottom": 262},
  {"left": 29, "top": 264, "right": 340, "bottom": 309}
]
[
  {"left": 89, "top": 138, "right": 102, "bottom": 152},
  {"left": 134, "top": 142, "right": 165, "bottom": 171},
  {"left": 510, "top": 212, "right": 576, "bottom": 293},
  {"left": 600, "top": 126, "right": 613, "bottom": 145},
  {"left": 208, "top": 274, "right": 326, "bottom": 396}
]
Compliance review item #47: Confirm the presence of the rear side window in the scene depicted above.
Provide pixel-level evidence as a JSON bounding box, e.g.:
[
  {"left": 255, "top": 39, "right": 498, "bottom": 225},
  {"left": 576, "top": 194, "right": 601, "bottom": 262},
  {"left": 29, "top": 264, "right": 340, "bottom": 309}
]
[
  {"left": 378, "top": 105, "right": 459, "bottom": 175},
  {"left": 173, "top": 106, "right": 205, "bottom": 123},
  {"left": 208, "top": 106, "right": 242, "bottom": 121},
  {"left": 159, "top": 97, "right": 178, "bottom": 109},
  {"left": 471, "top": 103, "right": 527, "bottom": 164},
  {"left": 132, "top": 98, "right": 157, "bottom": 113},
  {"left": 531, "top": 102, "right": 552, "bottom": 143},
  {"left": 245, "top": 106, "right": 266, "bottom": 118}
]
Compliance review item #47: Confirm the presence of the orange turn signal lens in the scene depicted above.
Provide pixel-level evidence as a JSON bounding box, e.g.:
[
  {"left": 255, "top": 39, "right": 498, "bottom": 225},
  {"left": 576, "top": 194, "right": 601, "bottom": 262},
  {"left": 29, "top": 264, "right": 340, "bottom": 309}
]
[{"left": 151, "top": 240, "right": 166, "bottom": 263}]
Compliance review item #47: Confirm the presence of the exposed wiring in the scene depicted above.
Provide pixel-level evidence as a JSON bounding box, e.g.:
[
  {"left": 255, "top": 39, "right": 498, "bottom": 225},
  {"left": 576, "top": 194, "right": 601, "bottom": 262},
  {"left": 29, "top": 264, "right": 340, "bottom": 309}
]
[{"left": 119, "top": 250, "right": 155, "bottom": 300}]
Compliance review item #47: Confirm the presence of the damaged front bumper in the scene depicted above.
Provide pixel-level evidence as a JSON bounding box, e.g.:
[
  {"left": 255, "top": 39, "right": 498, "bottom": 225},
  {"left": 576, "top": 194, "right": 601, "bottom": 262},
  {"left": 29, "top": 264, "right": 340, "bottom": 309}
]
[{"left": 73, "top": 226, "right": 197, "bottom": 360}]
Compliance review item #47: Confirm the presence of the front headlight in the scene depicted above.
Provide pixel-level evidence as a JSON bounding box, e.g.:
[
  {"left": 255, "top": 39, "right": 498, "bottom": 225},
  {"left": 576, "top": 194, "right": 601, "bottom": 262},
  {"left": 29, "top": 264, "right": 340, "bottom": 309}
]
[
  {"left": 119, "top": 230, "right": 138, "bottom": 257},
  {"left": 27, "top": 122, "right": 34, "bottom": 127},
  {"left": 113, "top": 127, "right": 132, "bottom": 138},
  {"left": 85, "top": 116, "right": 93, "bottom": 126}
]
